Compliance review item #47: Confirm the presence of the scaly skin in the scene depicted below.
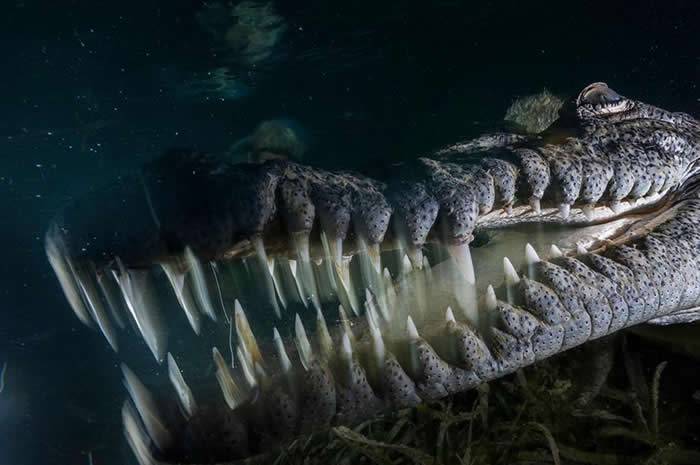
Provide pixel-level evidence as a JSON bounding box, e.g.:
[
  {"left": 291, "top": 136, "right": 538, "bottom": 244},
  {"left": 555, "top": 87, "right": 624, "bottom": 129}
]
[{"left": 46, "top": 83, "right": 700, "bottom": 464}]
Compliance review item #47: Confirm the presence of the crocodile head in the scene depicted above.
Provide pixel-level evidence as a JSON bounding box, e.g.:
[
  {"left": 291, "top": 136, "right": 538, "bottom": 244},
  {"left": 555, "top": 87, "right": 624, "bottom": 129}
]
[{"left": 45, "top": 82, "right": 700, "bottom": 464}]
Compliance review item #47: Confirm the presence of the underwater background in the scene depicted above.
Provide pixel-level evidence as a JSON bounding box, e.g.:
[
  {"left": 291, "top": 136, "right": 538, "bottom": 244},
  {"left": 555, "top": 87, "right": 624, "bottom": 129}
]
[{"left": 0, "top": 0, "right": 698, "bottom": 464}]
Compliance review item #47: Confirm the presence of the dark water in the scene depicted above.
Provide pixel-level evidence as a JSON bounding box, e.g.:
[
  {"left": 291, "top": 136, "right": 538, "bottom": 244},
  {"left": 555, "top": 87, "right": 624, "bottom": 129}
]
[{"left": 0, "top": 1, "right": 698, "bottom": 464}]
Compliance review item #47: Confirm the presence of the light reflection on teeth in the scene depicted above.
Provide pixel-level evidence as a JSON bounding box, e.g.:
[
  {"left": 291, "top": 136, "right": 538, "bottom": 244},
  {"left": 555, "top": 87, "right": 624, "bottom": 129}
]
[
  {"left": 294, "top": 314, "right": 313, "bottom": 371},
  {"left": 315, "top": 307, "right": 334, "bottom": 360},
  {"left": 212, "top": 347, "right": 244, "bottom": 410},
  {"left": 166, "top": 353, "right": 197, "bottom": 419},
  {"left": 184, "top": 247, "right": 217, "bottom": 322},
  {"left": 114, "top": 260, "right": 166, "bottom": 363},
  {"left": 161, "top": 262, "right": 201, "bottom": 335},
  {"left": 121, "top": 363, "right": 172, "bottom": 451},
  {"left": 273, "top": 327, "right": 292, "bottom": 374},
  {"left": 549, "top": 244, "right": 564, "bottom": 258}
]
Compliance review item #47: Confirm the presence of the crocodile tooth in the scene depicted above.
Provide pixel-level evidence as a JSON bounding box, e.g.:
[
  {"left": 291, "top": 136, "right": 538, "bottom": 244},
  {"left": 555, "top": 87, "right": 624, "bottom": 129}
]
[
  {"left": 558, "top": 203, "right": 571, "bottom": 219},
  {"left": 115, "top": 261, "right": 166, "bottom": 363},
  {"left": 367, "top": 243, "right": 382, "bottom": 274},
  {"left": 316, "top": 308, "right": 334, "bottom": 360},
  {"left": 161, "top": 262, "right": 201, "bottom": 335},
  {"left": 121, "top": 363, "right": 172, "bottom": 451},
  {"left": 166, "top": 353, "right": 197, "bottom": 419},
  {"left": 184, "top": 247, "right": 217, "bottom": 322},
  {"left": 212, "top": 347, "right": 244, "bottom": 410},
  {"left": 445, "top": 306, "right": 456, "bottom": 323},
  {"left": 549, "top": 244, "right": 564, "bottom": 258},
  {"left": 529, "top": 197, "right": 542, "bottom": 214},
  {"left": 236, "top": 346, "right": 258, "bottom": 389},
  {"left": 485, "top": 284, "right": 498, "bottom": 311},
  {"left": 582, "top": 204, "right": 596, "bottom": 220},
  {"left": 273, "top": 327, "right": 292, "bottom": 374},
  {"left": 252, "top": 236, "right": 282, "bottom": 318},
  {"left": 406, "top": 315, "right": 420, "bottom": 341},
  {"left": 75, "top": 265, "right": 119, "bottom": 352},
  {"left": 333, "top": 261, "right": 360, "bottom": 315},
  {"left": 338, "top": 305, "right": 356, "bottom": 344},
  {"left": 287, "top": 259, "right": 308, "bottom": 309},
  {"left": 234, "top": 300, "right": 263, "bottom": 368},
  {"left": 96, "top": 270, "right": 126, "bottom": 329},
  {"left": 366, "top": 310, "right": 385, "bottom": 367},
  {"left": 294, "top": 314, "right": 314, "bottom": 371},
  {"left": 340, "top": 331, "right": 353, "bottom": 364},
  {"left": 447, "top": 242, "right": 476, "bottom": 284},
  {"left": 266, "top": 257, "right": 288, "bottom": 310},
  {"left": 577, "top": 244, "right": 588, "bottom": 255},
  {"left": 45, "top": 227, "right": 93, "bottom": 327},
  {"left": 122, "top": 402, "right": 157, "bottom": 465},
  {"left": 401, "top": 254, "right": 413, "bottom": 275},
  {"left": 503, "top": 257, "right": 520, "bottom": 285}
]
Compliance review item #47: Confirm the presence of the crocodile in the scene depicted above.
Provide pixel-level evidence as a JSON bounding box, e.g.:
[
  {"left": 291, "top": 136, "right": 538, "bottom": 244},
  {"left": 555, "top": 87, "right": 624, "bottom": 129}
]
[{"left": 45, "top": 82, "right": 700, "bottom": 464}]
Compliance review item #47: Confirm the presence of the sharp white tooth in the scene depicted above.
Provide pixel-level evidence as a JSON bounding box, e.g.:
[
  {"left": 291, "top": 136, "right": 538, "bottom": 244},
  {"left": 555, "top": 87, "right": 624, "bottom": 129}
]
[
  {"left": 75, "top": 265, "right": 120, "bottom": 352},
  {"left": 167, "top": 353, "right": 197, "bottom": 419},
  {"left": 503, "top": 256, "right": 520, "bottom": 304},
  {"left": 121, "top": 364, "right": 172, "bottom": 451},
  {"left": 45, "top": 226, "right": 93, "bottom": 327},
  {"left": 367, "top": 243, "right": 382, "bottom": 274},
  {"left": 365, "top": 288, "right": 389, "bottom": 322},
  {"left": 161, "top": 262, "right": 201, "bottom": 335},
  {"left": 406, "top": 247, "right": 423, "bottom": 270},
  {"left": 331, "top": 236, "right": 343, "bottom": 264},
  {"left": 96, "top": 271, "right": 126, "bottom": 329},
  {"left": 236, "top": 346, "right": 258, "bottom": 389},
  {"left": 383, "top": 267, "right": 392, "bottom": 282},
  {"left": 291, "top": 231, "right": 312, "bottom": 263},
  {"left": 115, "top": 262, "right": 166, "bottom": 363},
  {"left": 184, "top": 247, "right": 217, "bottom": 322},
  {"left": 267, "top": 257, "right": 288, "bottom": 310},
  {"left": 365, "top": 308, "right": 385, "bottom": 367},
  {"left": 558, "top": 203, "right": 571, "bottom": 219},
  {"left": 316, "top": 308, "right": 334, "bottom": 360},
  {"left": 294, "top": 314, "right": 313, "bottom": 371},
  {"left": 503, "top": 257, "right": 520, "bottom": 286},
  {"left": 252, "top": 236, "right": 282, "bottom": 318},
  {"left": 582, "top": 204, "right": 596, "bottom": 221},
  {"left": 234, "top": 300, "right": 263, "bottom": 368},
  {"left": 122, "top": 402, "right": 158, "bottom": 465},
  {"left": 340, "top": 332, "right": 353, "bottom": 363},
  {"left": 401, "top": 254, "right": 413, "bottom": 275},
  {"left": 549, "top": 244, "right": 564, "bottom": 258},
  {"left": 406, "top": 315, "right": 420, "bottom": 341},
  {"left": 576, "top": 244, "right": 588, "bottom": 255},
  {"left": 447, "top": 243, "right": 476, "bottom": 284},
  {"left": 530, "top": 197, "right": 542, "bottom": 214},
  {"left": 337, "top": 305, "right": 356, "bottom": 344},
  {"left": 422, "top": 256, "right": 431, "bottom": 271},
  {"left": 287, "top": 259, "right": 308, "bottom": 308},
  {"left": 610, "top": 201, "right": 624, "bottom": 214},
  {"left": 505, "top": 204, "right": 513, "bottom": 215},
  {"left": 273, "top": 327, "right": 292, "bottom": 374},
  {"left": 485, "top": 284, "right": 497, "bottom": 311},
  {"left": 445, "top": 306, "right": 456, "bottom": 323},
  {"left": 299, "top": 259, "right": 322, "bottom": 312},
  {"left": 212, "top": 347, "right": 244, "bottom": 410},
  {"left": 333, "top": 261, "right": 359, "bottom": 315},
  {"left": 525, "top": 243, "right": 541, "bottom": 265}
]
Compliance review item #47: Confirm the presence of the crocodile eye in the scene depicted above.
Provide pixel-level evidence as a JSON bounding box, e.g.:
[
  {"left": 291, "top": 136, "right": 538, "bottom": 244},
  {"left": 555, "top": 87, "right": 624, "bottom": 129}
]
[{"left": 576, "top": 82, "right": 623, "bottom": 107}]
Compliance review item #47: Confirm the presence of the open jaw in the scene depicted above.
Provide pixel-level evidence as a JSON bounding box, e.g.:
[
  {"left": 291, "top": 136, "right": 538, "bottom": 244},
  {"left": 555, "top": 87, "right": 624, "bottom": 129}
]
[{"left": 45, "top": 83, "right": 700, "bottom": 464}]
